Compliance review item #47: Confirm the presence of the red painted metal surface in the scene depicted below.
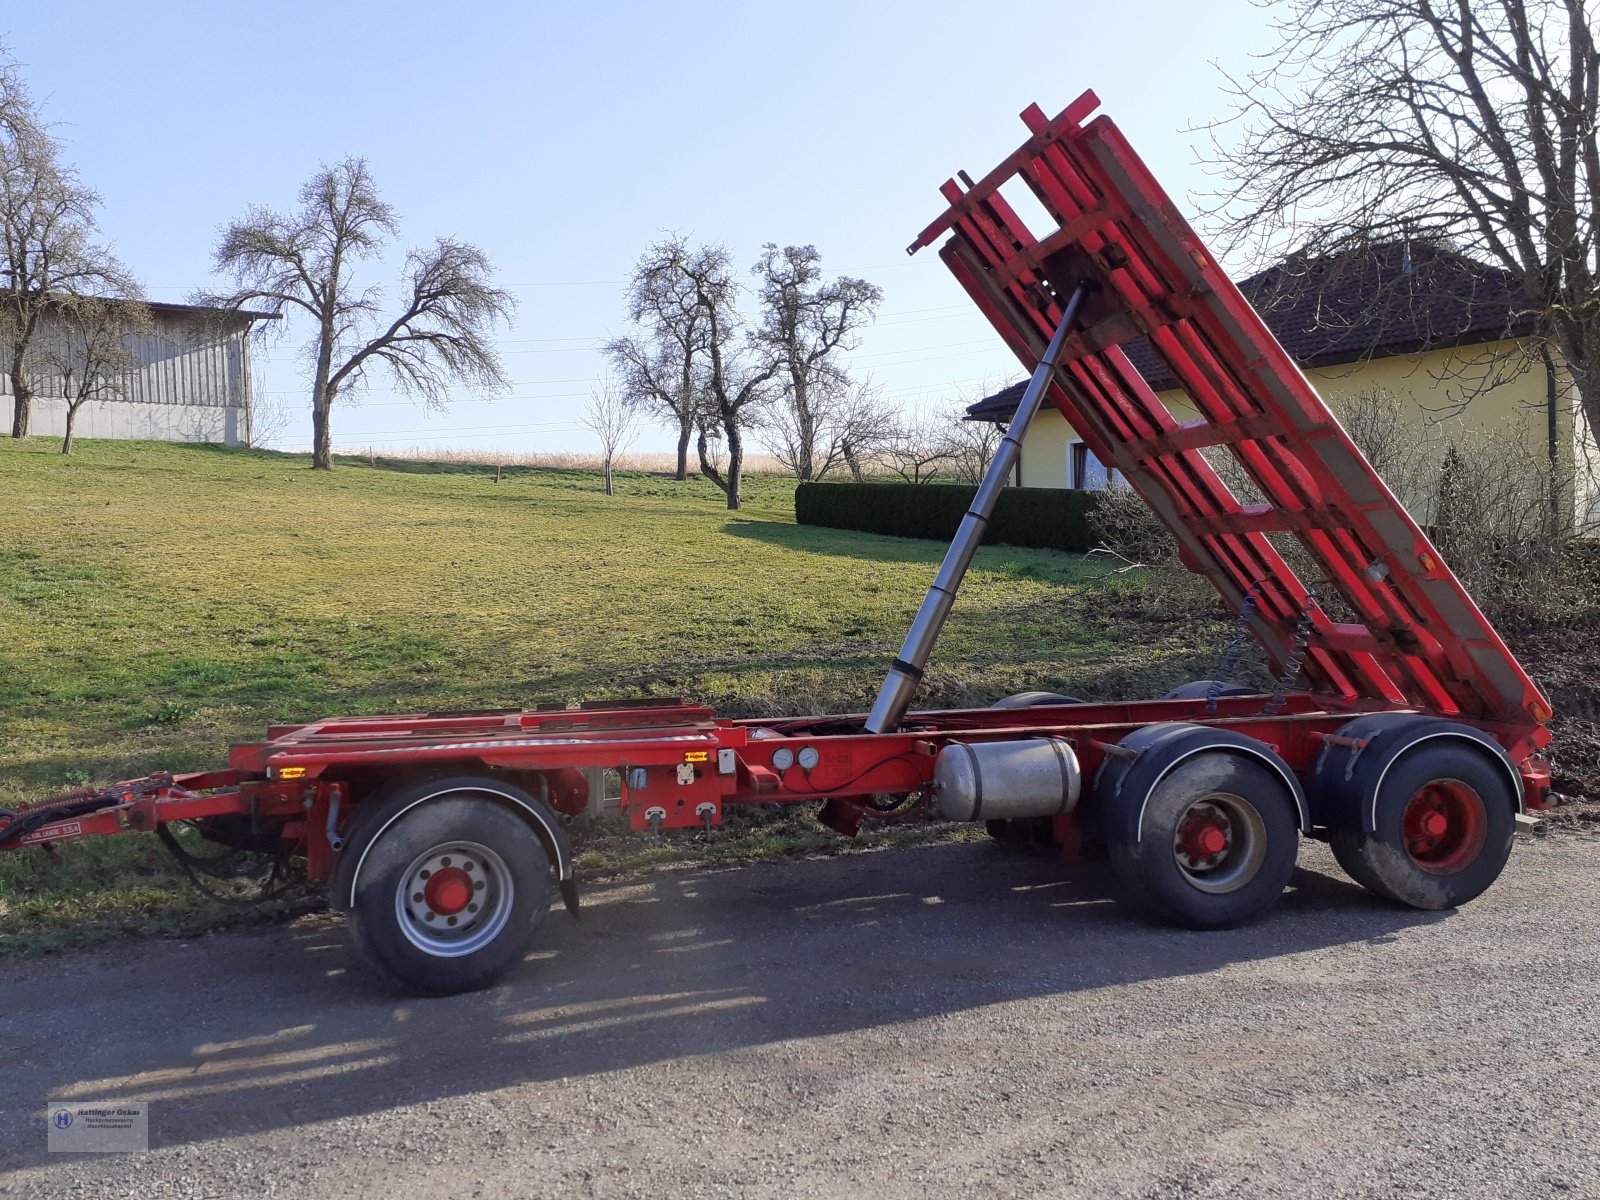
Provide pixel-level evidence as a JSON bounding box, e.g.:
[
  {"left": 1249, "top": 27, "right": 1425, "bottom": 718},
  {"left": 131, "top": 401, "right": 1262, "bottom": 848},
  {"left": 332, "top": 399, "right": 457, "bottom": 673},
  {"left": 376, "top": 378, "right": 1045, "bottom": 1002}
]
[
  {"left": 1403, "top": 780, "right": 1489, "bottom": 873},
  {"left": 909, "top": 91, "right": 1550, "bottom": 742}
]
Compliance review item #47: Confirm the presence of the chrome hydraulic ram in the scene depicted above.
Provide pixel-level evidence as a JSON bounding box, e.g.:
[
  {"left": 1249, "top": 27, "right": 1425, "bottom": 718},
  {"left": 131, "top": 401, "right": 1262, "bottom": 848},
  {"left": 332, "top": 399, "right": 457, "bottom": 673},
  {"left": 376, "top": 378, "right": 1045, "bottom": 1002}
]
[{"left": 865, "top": 284, "right": 1088, "bottom": 734}]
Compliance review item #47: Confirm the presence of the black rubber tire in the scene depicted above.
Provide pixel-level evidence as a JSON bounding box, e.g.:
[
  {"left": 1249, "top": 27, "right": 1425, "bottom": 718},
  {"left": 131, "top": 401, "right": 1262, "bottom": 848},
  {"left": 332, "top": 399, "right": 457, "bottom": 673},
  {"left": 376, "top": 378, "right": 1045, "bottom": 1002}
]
[
  {"left": 1162, "top": 680, "right": 1257, "bottom": 701},
  {"left": 992, "top": 690, "right": 1086, "bottom": 708},
  {"left": 985, "top": 818, "right": 1036, "bottom": 844},
  {"left": 1108, "top": 753, "right": 1299, "bottom": 929},
  {"left": 348, "top": 792, "right": 553, "bottom": 996},
  {"left": 982, "top": 816, "right": 1054, "bottom": 844},
  {"left": 1328, "top": 743, "right": 1515, "bottom": 909}
]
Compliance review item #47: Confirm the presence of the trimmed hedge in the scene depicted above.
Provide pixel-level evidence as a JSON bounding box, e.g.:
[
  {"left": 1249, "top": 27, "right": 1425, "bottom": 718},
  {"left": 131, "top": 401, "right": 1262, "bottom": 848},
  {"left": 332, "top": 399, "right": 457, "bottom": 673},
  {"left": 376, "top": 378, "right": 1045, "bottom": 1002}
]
[{"left": 794, "top": 481, "right": 1103, "bottom": 553}]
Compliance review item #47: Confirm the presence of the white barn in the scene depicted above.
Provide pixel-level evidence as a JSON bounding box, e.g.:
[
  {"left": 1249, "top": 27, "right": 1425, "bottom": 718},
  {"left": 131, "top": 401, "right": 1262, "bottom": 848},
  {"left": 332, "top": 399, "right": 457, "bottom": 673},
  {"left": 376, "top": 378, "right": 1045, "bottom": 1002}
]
[{"left": 5, "top": 300, "right": 277, "bottom": 446}]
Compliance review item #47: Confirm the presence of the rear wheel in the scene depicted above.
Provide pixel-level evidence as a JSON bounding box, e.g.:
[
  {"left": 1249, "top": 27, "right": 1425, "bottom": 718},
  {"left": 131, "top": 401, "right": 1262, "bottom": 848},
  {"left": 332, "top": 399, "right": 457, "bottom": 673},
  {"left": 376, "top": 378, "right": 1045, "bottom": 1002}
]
[
  {"left": 1162, "top": 680, "right": 1256, "bottom": 702},
  {"left": 992, "top": 690, "right": 1086, "bottom": 708},
  {"left": 1108, "top": 754, "right": 1299, "bottom": 929},
  {"left": 349, "top": 793, "right": 553, "bottom": 995},
  {"left": 984, "top": 817, "right": 1053, "bottom": 846},
  {"left": 1330, "top": 743, "right": 1514, "bottom": 909}
]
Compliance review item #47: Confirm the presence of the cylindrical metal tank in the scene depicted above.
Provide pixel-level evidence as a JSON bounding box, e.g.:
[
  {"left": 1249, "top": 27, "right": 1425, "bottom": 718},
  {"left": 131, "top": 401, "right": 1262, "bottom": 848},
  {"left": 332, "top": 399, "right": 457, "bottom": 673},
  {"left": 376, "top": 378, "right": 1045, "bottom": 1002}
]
[{"left": 933, "top": 738, "right": 1082, "bottom": 822}]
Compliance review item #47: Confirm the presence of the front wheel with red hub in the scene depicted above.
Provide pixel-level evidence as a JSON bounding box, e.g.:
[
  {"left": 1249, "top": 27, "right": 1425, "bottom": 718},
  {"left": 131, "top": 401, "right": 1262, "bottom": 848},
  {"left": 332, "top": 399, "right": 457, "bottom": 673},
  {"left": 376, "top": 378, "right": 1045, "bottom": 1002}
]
[
  {"left": 349, "top": 794, "right": 553, "bottom": 995},
  {"left": 1330, "top": 743, "right": 1515, "bottom": 910}
]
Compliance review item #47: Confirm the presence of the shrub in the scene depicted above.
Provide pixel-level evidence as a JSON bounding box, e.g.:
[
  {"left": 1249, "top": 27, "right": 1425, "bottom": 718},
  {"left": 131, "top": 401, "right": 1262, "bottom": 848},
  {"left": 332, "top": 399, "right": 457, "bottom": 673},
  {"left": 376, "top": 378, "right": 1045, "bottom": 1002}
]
[{"left": 794, "top": 482, "right": 1103, "bottom": 553}]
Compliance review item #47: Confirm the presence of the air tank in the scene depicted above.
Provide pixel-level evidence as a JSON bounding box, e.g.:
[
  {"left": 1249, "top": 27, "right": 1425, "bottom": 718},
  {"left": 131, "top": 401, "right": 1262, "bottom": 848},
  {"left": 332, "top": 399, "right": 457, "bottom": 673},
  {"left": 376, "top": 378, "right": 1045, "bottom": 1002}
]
[{"left": 933, "top": 738, "right": 1082, "bottom": 822}]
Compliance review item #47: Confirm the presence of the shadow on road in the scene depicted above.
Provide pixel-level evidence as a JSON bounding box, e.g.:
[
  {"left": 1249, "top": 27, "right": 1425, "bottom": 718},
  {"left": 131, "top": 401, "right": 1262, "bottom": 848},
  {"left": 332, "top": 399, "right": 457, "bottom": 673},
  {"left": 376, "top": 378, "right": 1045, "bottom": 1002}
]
[{"left": 1, "top": 841, "right": 1444, "bottom": 1162}]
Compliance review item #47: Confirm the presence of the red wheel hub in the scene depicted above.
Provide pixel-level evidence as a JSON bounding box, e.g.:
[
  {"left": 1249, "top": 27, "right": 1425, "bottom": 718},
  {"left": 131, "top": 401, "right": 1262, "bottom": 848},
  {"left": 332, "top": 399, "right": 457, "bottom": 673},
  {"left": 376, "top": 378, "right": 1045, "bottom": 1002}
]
[
  {"left": 424, "top": 866, "right": 474, "bottom": 915},
  {"left": 1177, "top": 810, "right": 1230, "bottom": 863},
  {"left": 1402, "top": 781, "right": 1487, "bottom": 874}
]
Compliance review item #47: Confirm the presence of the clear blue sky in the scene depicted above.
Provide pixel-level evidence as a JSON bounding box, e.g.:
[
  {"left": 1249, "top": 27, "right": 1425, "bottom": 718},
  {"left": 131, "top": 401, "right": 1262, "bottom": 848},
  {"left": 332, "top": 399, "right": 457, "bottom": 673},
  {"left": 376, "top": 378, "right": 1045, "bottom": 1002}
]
[{"left": 4, "top": 1, "right": 1270, "bottom": 455}]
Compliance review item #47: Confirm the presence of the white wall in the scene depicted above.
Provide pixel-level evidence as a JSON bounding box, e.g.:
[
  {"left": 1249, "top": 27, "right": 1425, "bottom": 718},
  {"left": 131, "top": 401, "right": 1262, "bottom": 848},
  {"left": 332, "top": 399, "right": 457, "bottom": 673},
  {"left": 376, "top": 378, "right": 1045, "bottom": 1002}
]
[{"left": 26, "top": 395, "right": 245, "bottom": 444}]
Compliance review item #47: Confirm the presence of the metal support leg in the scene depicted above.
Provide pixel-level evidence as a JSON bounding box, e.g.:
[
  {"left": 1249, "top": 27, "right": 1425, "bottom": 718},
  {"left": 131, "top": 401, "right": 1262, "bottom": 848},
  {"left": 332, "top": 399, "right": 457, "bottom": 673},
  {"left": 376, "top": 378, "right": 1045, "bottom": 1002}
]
[{"left": 864, "top": 285, "right": 1089, "bottom": 734}]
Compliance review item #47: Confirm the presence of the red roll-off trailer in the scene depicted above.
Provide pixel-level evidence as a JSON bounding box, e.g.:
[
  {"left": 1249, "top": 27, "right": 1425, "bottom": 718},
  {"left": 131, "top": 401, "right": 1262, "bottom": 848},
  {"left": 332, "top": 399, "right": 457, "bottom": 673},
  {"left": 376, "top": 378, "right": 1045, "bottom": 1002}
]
[{"left": 0, "top": 93, "right": 1553, "bottom": 995}]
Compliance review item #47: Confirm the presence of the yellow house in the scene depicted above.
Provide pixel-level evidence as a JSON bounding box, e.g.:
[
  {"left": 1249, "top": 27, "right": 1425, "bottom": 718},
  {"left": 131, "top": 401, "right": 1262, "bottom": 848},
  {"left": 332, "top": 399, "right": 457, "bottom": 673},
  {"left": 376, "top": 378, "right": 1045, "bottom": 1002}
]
[{"left": 966, "top": 242, "right": 1597, "bottom": 526}]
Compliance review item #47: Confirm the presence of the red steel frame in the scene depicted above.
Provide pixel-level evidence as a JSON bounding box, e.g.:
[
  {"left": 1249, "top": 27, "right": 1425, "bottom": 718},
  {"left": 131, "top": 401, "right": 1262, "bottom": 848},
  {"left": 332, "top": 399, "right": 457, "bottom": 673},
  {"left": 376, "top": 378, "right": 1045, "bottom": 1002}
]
[{"left": 0, "top": 93, "right": 1552, "bottom": 876}]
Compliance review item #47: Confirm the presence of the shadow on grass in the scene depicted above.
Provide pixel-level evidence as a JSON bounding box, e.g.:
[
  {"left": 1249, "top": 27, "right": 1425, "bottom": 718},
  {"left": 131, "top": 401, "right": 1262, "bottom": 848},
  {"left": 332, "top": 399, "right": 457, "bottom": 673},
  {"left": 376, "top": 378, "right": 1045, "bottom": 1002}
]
[{"left": 0, "top": 839, "right": 1448, "bottom": 1168}]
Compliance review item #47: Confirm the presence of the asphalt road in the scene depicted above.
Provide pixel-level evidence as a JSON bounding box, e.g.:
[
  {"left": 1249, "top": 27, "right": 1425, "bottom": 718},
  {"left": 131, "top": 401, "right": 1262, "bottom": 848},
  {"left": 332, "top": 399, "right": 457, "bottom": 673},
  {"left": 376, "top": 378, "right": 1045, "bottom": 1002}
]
[{"left": 3, "top": 833, "right": 1597, "bottom": 1199}]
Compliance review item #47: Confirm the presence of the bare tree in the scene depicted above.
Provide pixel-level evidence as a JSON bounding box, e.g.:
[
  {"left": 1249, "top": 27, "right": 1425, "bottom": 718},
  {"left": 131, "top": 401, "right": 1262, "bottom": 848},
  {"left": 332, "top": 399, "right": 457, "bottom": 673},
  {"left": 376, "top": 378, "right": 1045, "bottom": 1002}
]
[
  {"left": 242, "top": 382, "right": 292, "bottom": 449},
  {"left": 751, "top": 244, "right": 881, "bottom": 480},
  {"left": 0, "top": 45, "right": 134, "bottom": 439},
  {"left": 834, "top": 381, "right": 900, "bottom": 481},
  {"left": 1209, "top": 0, "right": 1600, "bottom": 447},
  {"left": 608, "top": 236, "right": 778, "bottom": 509},
  {"left": 581, "top": 378, "right": 641, "bottom": 495},
  {"left": 200, "top": 158, "right": 513, "bottom": 469},
  {"left": 881, "top": 403, "right": 957, "bottom": 483},
  {"left": 940, "top": 402, "right": 1006, "bottom": 485},
  {"left": 48, "top": 296, "right": 151, "bottom": 454},
  {"left": 760, "top": 375, "right": 897, "bottom": 480},
  {"left": 607, "top": 236, "right": 708, "bottom": 481}
]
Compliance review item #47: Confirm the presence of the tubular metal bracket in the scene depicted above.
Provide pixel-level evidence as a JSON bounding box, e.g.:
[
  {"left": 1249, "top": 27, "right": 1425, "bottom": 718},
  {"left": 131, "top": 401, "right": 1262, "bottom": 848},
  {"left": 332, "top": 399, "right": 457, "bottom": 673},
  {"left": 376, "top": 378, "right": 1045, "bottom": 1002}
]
[{"left": 865, "top": 284, "right": 1089, "bottom": 735}]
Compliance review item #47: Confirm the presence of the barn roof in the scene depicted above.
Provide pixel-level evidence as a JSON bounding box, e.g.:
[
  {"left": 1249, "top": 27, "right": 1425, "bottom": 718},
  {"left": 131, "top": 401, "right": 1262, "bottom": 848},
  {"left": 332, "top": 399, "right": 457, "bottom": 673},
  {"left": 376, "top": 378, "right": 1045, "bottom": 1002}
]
[
  {"left": 965, "top": 241, "right": 1536, "bottom": 421},
  {"left": 0, "top": 293, "right": 281, "bottom": 324}
]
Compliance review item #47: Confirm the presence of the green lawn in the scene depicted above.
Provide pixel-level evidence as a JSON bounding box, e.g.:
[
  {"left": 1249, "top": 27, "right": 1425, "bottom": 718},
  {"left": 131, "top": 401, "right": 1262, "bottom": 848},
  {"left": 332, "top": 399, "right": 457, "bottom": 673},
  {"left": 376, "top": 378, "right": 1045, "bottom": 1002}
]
[{"left": 0, "top": 438, "right": 1231, "bottom": 950}]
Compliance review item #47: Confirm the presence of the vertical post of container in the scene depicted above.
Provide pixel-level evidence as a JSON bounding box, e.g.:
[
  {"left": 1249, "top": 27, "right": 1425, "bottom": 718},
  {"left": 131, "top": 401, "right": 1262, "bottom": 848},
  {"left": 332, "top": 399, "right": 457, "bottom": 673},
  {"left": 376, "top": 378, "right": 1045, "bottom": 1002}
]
[{"left": 865, "top": 284, "right": 1088, "bottom": 734}]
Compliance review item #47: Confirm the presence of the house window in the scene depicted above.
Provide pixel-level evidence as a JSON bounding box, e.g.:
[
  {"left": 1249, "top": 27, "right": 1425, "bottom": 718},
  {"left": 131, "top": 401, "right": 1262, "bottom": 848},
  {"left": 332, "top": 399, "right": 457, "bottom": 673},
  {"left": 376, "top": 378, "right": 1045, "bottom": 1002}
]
[{"left": 1068, "top": 440, "right": 1119, "bottom": 490}]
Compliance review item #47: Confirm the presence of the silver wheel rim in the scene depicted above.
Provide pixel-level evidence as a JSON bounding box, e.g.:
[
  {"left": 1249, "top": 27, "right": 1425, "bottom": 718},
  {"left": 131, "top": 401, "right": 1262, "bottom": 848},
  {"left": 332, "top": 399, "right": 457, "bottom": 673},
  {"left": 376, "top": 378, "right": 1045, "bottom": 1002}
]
[
  {"left": 395, "top": 840, "right": 514, "bottom": 957},
  {"left": 1172, "top": 792, "right": 1268, "bottom": 894}
]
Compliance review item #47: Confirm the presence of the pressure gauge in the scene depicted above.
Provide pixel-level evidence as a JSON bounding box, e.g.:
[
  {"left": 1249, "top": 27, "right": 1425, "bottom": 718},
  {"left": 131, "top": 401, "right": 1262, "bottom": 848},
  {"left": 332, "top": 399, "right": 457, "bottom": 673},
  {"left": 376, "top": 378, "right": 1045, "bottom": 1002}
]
[
  {"left": 771, "top": 747, "right": 795, "bottom": 770},
  {"left": 797, "top": 746, "right": 821, "bottom": 771}
]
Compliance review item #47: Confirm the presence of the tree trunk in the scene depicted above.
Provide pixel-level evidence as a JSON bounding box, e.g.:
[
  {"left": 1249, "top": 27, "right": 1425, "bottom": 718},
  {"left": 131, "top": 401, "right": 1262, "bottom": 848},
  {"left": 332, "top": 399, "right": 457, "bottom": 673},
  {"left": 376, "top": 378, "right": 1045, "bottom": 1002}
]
[
  {"left": 794, "top": 378, "right": 815, "bottom": 481},
  {"left": 843, "top": 443, "right": 864, "bottom": 482},
  {"left": 724, "top": 424, "right": 743, "bottom": 511},
  {"left": 61, "top": 404, "right": 78, "bottom": 455},
  {"left": 695, "top": 427, "right": 730, "bottom": 501},
  {"left": 312, "top": 389, "right": 335, "bottom": 469},
  {"left": 674, "top": 415, "right": 692, "bottom": 481},
  {"left": 311, "top": 323, "right": 336, "bottom": 470},
  {"left": 604, "top": 458, "right": 614, "bottom": 496},
  {"left": 10, "top": 373, "right": 30, "bottom": 439}
]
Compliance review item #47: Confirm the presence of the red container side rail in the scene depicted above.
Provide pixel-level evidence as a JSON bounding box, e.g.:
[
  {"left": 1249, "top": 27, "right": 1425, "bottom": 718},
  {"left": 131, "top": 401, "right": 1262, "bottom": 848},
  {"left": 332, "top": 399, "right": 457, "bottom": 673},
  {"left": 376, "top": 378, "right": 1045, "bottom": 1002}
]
[{"left": 908, "top": 90, "right": 1551, "bottom": 756}]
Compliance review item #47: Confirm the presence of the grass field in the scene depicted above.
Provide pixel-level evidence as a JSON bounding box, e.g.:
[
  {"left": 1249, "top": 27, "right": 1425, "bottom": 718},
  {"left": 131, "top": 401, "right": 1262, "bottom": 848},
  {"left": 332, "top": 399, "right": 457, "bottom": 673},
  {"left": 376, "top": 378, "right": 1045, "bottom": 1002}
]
[{"left": 0, "top": 437, "right": 1240, "bottom": 951}]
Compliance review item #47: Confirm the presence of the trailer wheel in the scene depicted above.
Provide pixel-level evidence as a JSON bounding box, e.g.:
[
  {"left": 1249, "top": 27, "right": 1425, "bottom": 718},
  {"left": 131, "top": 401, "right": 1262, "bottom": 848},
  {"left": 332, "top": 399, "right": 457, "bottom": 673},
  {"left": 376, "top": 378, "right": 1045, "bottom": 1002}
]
[
  {"left": 1329, "top": 743, "right": 1514, "bottom": 910},
  {"left": 1108, "top": 753, "right": 1299, "bottom": 929},
  {"left": 348, "top": 793, "right": 552, "bottom": 996},
  {"left": 984, "top": 817, "right": 1053, "bottom": 846},
  {"left": 1162, "top": 680, "right": 1256, "bottom": 701},
  {"left": 992, "top": 690, "right": 1085, "bottom": 708}
]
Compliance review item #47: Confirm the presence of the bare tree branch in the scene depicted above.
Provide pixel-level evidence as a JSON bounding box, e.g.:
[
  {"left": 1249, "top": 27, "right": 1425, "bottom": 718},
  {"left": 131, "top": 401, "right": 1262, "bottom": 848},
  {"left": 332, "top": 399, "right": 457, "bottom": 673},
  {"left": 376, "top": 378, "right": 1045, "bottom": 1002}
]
[
  {"left": 749, "top": 244, "right": 882, "bottom": 480},
  {"left": 0, "top": 42, "right": 137, "bottom": 439},
  {"left": 1201, "top": 0, "right": 1600, "bottom": 455},
  {"left": 607, "top": 235, "right": 778, "bottom": 509},
  {"left": 47, "top": 296, "right": 152, "bottom": 454},
  {"left": 581, "top": 377, "right": 642, "bottom": 495},
  {"left": 198, "top": 158, "right": 513, "bottom": 469}
]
